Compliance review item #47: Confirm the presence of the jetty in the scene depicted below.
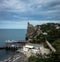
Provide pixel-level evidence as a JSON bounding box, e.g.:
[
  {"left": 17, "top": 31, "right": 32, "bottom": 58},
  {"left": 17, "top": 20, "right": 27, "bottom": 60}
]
[{"left": 0, "top": 40, "right": 27, "bottom": 50}]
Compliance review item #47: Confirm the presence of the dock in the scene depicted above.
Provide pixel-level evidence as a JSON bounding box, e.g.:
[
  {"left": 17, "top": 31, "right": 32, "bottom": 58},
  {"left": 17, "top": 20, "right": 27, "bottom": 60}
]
[
  {"left": 0, "top": 40, "right": 27, "bottom": 50},
  {"left": 0, "top": 46, "right": 18, "bottom": 50}
]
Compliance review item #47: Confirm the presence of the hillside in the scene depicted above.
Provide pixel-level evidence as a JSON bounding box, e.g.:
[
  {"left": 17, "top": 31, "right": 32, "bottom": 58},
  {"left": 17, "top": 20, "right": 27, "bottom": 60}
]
[
  {"left": 26, "top": 22, "right": 60, "bottom": 43},
  {"left": 26, "top": 22, "right": 60, "bottom": 62}
]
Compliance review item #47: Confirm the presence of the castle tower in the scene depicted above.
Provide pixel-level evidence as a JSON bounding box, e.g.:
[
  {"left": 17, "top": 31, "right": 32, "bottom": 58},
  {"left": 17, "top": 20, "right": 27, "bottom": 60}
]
[{"left": 26, "top": 22, "right": 35, "bottom": 40}]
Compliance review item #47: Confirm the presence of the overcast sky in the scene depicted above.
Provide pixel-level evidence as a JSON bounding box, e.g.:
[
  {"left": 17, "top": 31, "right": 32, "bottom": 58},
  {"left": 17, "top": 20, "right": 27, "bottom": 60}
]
[{"left": 0, "top": 0, "right": 60, "bottom": 29}]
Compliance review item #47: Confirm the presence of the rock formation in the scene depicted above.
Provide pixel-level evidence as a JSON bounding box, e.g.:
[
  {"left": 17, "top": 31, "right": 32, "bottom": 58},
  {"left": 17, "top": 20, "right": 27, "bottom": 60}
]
[
  {"left": 26, "top": 22, "right": 42, "bottom": 41},
  {"left": 26, "top": 22, "right": 35, "bottom": 40}
]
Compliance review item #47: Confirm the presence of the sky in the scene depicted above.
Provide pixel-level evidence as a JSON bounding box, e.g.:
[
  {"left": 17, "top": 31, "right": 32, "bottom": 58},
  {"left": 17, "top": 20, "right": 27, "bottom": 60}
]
[{"left": 0, "top": 0, "right": 60, "bottom": 29}]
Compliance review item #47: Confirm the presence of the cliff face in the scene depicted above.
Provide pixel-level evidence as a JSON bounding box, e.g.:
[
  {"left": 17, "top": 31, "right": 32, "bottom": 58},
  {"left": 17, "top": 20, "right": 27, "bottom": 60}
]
[
  {"left": 26, "top": 22, "right": 35, "bottom": 40},
  {"left": 26, "top": 22, "right": 42, "bottom": 41},
  {"left": 26, "top": 22, "right": 35, "bottom": 38}
]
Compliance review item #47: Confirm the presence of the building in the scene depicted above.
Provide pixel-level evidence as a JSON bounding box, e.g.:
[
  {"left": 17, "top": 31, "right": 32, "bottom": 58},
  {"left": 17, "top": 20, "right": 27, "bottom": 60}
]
[{"left": 23, "top": 43, "right": 50, "bottom": 55}]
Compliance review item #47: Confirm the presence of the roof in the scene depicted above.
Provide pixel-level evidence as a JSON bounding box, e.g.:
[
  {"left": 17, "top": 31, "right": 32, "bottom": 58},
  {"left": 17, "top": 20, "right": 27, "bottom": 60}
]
[{"left": 25, "top": 45, "right": 34, "bottom": 48}]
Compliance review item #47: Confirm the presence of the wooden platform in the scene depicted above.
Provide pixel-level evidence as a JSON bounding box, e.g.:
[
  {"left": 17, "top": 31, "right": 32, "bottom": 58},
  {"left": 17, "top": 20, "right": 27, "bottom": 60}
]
[{"left": 0, "top": 46, "right": 18, "bottom": 50}]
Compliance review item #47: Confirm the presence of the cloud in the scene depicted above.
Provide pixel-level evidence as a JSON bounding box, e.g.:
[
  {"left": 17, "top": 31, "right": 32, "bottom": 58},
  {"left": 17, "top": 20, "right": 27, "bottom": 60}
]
[{"left": 0, "top": 0, "right": 60, "bottom": 20}]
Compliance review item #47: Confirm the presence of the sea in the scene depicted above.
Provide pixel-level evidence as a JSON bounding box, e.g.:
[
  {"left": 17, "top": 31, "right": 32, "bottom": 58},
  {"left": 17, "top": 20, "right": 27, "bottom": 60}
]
[{"left": 0, "top": 29, "right": 26, "bottom": 61}]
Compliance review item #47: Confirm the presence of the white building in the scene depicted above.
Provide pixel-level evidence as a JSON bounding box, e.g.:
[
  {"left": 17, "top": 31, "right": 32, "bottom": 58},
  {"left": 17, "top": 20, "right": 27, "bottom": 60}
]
[{"left": 23, "top": 43, "right": 50, "bottom": 55}]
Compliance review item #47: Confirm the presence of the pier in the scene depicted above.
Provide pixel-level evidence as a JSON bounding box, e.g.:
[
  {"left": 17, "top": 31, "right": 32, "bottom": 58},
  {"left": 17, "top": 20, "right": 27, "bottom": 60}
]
[
  {"left": 0, "top": 46, "right": 18, "bottom": 50},
  {"left": 0, "top": 40, "right": 27, "bottom": 50}
]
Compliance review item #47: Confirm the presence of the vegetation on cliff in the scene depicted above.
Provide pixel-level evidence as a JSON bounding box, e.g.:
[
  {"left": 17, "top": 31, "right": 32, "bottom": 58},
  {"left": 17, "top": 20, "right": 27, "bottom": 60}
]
[
  {"left": 26, "top": 23, "right": 60, "bottom": 51},
  {"left": 26, "top": 23, "right": 60, "bottom": 43},
  {"left": 28, "top": 52, "right": 60, "bottom": 62},
  {"left": 40, "top": 23, "right": 60, "bottom": 42},
  {"left": 26, "top": 23, "right": 60, "bottom": 62},
  {"left": 28, "top": 39, "right": 60, "bottom": 62}
]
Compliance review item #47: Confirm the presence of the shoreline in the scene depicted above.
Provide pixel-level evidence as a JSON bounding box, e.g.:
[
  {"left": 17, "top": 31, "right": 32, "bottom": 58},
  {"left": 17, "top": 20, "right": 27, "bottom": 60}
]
[{"left": 0, "top": 40, "right": 27, "bottom": 62}]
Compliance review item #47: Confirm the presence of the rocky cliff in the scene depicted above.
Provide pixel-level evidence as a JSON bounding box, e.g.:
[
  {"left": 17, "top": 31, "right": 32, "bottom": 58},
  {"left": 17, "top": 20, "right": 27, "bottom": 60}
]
[
  {"left": 26, "top": 22, "right": 60, "bottom": 43},
  {"left": 26, "top": 22, "right": 42, "bottom": 41}
]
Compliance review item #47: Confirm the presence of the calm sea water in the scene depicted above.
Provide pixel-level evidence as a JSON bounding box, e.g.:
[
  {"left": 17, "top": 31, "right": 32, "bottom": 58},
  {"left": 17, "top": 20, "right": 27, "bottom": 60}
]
[{"left": 0, "top": 29, "right": 26, "bottom": 61}]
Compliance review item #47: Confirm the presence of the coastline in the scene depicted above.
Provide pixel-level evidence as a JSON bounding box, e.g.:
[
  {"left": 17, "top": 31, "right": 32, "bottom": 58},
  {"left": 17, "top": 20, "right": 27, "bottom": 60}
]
[{"left": 0, "top": 29, "right": 27, "bottom": 61}]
